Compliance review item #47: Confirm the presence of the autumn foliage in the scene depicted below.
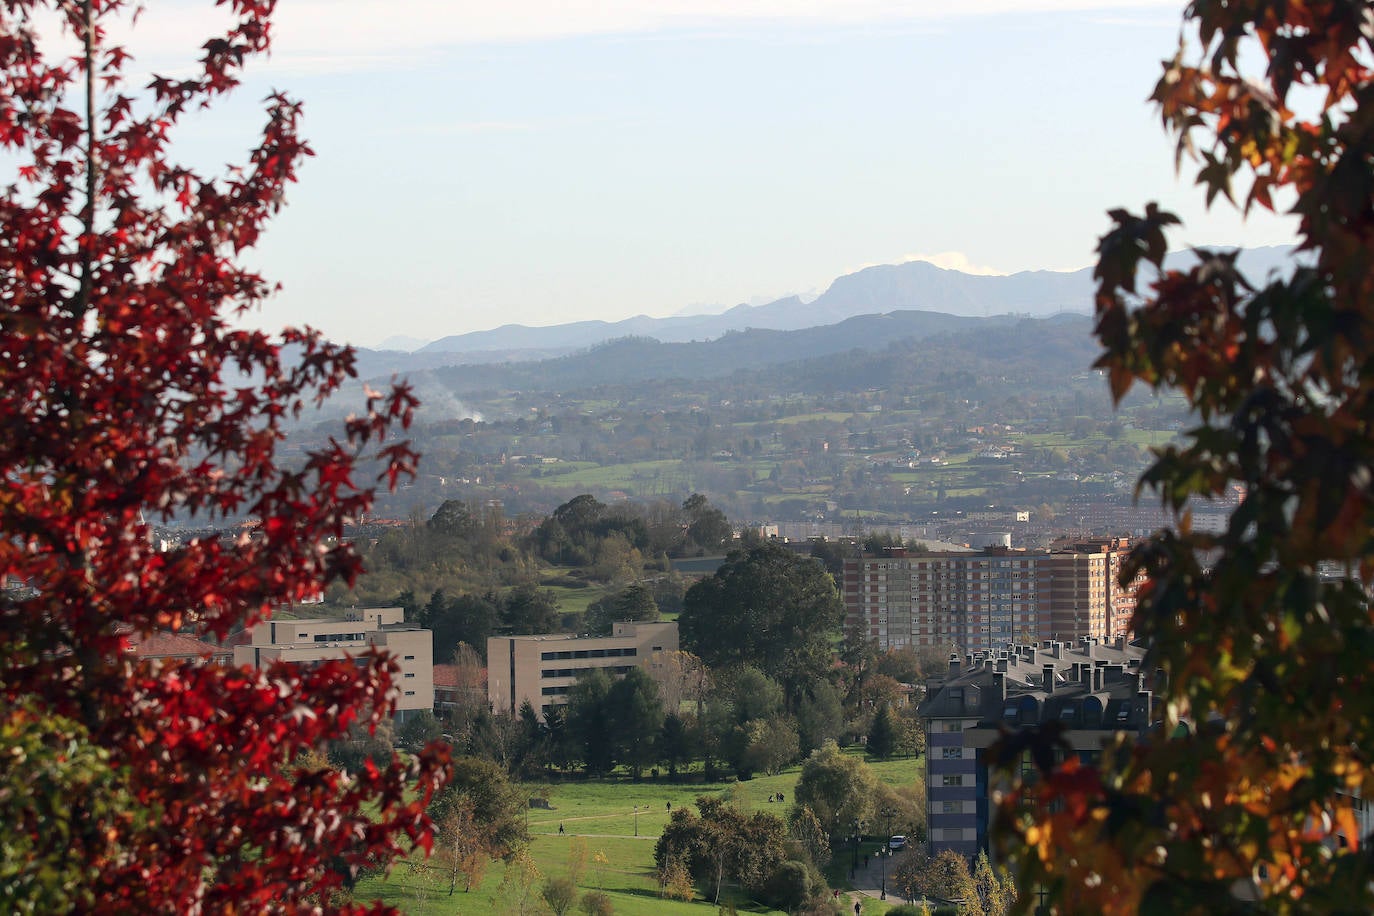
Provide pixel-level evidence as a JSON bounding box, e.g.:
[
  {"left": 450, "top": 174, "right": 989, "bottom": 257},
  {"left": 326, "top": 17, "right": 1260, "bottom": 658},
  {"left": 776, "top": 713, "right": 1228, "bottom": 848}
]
[
  {"left": 0, "top": 1, "right": 446, "bottom": 912},
  {"left": 997, "top": 3, "right": 1374, "bottom": 913}
]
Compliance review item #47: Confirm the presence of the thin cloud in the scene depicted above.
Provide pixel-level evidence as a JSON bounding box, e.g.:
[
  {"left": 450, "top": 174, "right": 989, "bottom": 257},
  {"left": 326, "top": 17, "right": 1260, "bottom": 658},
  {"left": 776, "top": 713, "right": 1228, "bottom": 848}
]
[
  {"left": 73, "top": 1, "right": 1185, "bottom": 75},
  {"left": 901, "top": 252, "right": 1007, "bottom": 277}
]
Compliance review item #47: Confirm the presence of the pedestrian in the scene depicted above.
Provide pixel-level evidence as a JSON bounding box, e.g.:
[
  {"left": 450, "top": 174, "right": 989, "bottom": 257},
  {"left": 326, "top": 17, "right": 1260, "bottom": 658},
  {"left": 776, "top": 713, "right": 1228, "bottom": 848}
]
[
  {"left": 665, "top": 801, "right": 671, "bottom": 812},
  {"left": 777, "top": 791, "right": 784, "bottom": 803},
  {"left": 558, "top": 823, "right": 564, "bottom": 835},
  {"left": 854, "top": 900, "right": 862, "bottom": 915},
  {"left": 864, "top": 853, "right": 869, "bottom": 868}
]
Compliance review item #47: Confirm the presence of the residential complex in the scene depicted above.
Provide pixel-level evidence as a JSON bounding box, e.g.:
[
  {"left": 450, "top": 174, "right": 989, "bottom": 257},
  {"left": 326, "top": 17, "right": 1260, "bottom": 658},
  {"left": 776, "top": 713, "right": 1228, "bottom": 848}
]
[
  {"left": 487, "top": 620, "right": 678, "bottom": 720},
  {"left": 918, "top": 638, "right": 1154, "bottom": 857},
  {"left": 842, "top": 538, "right": 1137, "bottom": 652},
  {"left": 233, "top": 606, "right": 434, "bottom": 719}
]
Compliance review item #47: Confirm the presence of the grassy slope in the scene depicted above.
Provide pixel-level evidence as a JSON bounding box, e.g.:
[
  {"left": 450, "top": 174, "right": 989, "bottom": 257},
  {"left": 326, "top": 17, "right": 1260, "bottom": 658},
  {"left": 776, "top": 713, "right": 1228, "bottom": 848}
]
[{"left": 357, "top": 752, "right": 923, "bottom": 915}]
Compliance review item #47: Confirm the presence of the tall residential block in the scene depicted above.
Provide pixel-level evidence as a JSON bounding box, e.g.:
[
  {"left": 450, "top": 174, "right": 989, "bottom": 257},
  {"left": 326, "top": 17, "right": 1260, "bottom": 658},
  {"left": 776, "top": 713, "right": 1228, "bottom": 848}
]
[{"left": 842, "top": 539, "right": 1136, "bottom": 652}]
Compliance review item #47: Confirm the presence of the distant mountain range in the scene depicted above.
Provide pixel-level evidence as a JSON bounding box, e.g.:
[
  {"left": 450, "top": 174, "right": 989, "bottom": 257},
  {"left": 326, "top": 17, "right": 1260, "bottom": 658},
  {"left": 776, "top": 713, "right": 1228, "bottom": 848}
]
[
  {"left": 351, "top": 245, "right": 1299, "bottom": 384},
  {"left": 412, "top": 259, "right": 1091, "bottom": 358}
]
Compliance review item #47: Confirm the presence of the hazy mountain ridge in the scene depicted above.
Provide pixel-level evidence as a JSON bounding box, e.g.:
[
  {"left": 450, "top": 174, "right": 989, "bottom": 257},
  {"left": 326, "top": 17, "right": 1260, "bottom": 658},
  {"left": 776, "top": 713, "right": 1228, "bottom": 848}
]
[
  {"left": 415, "top": 261, "right": 1087, "bottom": 358},
  {"left": 399, "top": 244, "right": 1296, "bottom": 362}
]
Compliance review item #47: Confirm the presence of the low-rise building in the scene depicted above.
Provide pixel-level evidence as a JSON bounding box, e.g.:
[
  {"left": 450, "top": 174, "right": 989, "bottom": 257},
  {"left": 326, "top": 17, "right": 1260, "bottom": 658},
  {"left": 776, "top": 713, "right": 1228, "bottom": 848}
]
[
  {"left": 433, "top": 661, "right": 485, "bottom": 715},
  {"left": 233, "top": 607, "right": 434, "bottom": 720},
  {"left": 487, "top": 621, "right": 678, "bottom": 720},
  {"left": 126, "top": 630, "right": 231, "bottom": 664}
]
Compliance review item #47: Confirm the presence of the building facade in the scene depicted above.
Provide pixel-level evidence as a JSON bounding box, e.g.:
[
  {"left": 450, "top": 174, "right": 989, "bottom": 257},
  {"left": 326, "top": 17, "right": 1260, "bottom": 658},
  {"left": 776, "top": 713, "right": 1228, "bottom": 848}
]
[
  {"left": 233, "top": 606, "right": 434, "bottom": 718},
  {"left": 842, "top": 540, "right": 1136, "bottom": 652},
  {"left": 919, "top": 637, "right": 1154, "bottom": 857},
  {"left": 487, "top": 620, "right": 678, "bottom": 720}
]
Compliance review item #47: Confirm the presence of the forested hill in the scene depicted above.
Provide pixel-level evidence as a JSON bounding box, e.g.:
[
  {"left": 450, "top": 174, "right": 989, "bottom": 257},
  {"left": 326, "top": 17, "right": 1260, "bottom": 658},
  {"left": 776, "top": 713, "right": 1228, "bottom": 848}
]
[
  {"left": 389, "top": 311, "right": 1095, "bottom": 405},
  {"left": 412, "top": 310, "right": 1005, "bottom": 395},
  {"left": 766, "top": 313, "right": 1101, "bottom": 395}
]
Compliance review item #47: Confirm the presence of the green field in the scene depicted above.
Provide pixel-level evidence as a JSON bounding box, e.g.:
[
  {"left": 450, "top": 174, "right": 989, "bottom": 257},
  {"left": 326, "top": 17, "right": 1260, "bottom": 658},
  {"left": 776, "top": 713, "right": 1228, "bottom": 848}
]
[
  {"left": 769, "top": 411, "right": 859, "bottom": 425},
  {"left": 539, "top": 459, "right": 686, "bottom": 490},
  {"left": 538, "top": 579, "right": 609, "bottom": 617},
  {"left": 357, "top": 752, "right": 924, "bottom": 915}
]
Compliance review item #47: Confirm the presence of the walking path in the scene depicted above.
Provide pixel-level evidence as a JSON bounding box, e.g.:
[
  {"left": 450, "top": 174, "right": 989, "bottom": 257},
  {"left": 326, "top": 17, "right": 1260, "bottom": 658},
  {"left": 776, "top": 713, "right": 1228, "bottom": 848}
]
[{"left": 846, "top": 852, "right": 909, "bottom": 911}]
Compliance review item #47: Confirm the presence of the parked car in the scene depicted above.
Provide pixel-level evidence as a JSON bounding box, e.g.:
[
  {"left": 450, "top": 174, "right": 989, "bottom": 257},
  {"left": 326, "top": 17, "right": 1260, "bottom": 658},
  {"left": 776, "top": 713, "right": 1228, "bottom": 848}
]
[{"left": 889, "top": 835, "right": 906, "bottom": 851}]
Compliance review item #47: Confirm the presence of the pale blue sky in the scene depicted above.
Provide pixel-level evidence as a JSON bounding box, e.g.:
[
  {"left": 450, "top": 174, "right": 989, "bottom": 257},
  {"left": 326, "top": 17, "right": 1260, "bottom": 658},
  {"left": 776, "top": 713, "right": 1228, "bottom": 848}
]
[{"left": 111, "top": 2, "right": 1298, "bottom": 346}]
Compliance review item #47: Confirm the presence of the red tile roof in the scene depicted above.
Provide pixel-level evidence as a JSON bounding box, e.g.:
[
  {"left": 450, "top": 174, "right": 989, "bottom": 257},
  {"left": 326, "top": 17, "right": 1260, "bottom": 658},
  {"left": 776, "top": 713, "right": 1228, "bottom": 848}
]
[
  {"left": 127, "top": 631, "right": 230, "bottom": 661},
  {"left": 433, "top": 663, "right": 485, "bottom": 689}
]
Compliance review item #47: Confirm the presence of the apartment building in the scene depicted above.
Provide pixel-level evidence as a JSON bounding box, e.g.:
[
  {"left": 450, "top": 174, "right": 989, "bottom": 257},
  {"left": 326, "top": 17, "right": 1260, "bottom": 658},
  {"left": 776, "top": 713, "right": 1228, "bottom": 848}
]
[
  {"left": 842, "top": 540, "right": 1136, "bottom": 652},
  {"left": 918, "top": 638, "right": 1153, "bottom": 857},
  {"left": 1052, "top": 536, "right": 1138, "bottom": 639},
  {"left": 233, "top": 606, "right": 434, "bottom": 719},
  {"left": 487, "top": 620, "right": 678, "bottom": 720}
]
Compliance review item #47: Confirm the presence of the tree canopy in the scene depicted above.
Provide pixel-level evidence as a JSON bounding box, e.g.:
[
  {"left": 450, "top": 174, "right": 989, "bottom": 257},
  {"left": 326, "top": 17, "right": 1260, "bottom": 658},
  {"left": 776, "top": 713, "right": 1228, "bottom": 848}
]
[
  {"left": 653, "top": 795, "right": 788, "bottom": 905},
  {"left": 679, "top": 541, "right": 844, "bottom": 709},
  {"left": 998, "top": 3, "right": 1374, "bottom": 912},
  {"left": 792, "top": 740, "right": 878, "bottom": 841}
]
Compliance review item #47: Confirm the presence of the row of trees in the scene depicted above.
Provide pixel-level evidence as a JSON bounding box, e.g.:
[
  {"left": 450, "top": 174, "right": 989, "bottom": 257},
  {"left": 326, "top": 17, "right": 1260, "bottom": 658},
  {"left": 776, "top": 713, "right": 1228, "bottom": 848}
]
[{"left": 460, "top": 649, "right": 924, "bottom": 784}]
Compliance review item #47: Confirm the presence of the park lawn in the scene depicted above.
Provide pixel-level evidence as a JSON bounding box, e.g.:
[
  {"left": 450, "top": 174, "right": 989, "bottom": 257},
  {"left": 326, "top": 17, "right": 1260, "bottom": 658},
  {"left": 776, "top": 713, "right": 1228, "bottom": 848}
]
[
  {"left": 861, "top": 751, "right": 923, "bottom": 790},
  {"left": 359, "top": 753, "right": 924, "bottom": 915},
  {"left": 538, "top": 580, "right": 608, "bottom": 616}
]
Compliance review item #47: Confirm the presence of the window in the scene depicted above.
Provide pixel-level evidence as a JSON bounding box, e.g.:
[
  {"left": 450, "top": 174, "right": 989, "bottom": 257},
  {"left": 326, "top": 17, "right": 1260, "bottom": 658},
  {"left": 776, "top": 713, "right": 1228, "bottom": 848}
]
[
  {"left": 943, "top": 801, "right": 959, "bottom": 814},
  {"left": 943, "top": 721, "right": 963, "bottom": 733},
  {"left": 942, "top": 774, "right": 963, "bottom": 787},
  {"left": 404, "top": 654, "right": 415, "bottom": 660},
  {"left": 404, "top": 672, "right": 415, "bottom": 679},
  {"left": 403, "top": 690, "right": 415, "bottom": 697},
  {"left": 941, "top": 747, "right": 962, "bottom": 759}
]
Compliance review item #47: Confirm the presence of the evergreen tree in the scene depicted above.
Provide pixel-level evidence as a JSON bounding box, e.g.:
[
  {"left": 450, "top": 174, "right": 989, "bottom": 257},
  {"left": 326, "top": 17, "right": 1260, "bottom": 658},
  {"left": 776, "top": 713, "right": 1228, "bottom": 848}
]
[{"left": 866, "top": 704, "right": 897, "bottom": 760}]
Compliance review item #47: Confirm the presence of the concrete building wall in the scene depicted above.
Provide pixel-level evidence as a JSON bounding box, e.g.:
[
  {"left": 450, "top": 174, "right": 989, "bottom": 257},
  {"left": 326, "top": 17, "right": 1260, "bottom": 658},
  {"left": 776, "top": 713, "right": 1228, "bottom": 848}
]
[
  {"left": 1040, "top": 551, "right": 1109, "bottom": 644},
  {"left": 235, "top": 608, "right": 433, "bottom": 715},
  {"left": 487, "top": 621, "right": 679, "bottom": 720}
]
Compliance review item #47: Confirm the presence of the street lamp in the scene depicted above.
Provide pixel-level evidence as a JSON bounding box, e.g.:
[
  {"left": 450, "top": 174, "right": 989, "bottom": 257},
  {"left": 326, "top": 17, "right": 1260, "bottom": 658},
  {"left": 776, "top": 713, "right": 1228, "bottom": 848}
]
[
  {"left": 633, "top": 805, "right": 639, "bottom": 837},
  {"left": 850, "top": 819, "right": 862, "bottom": 879},
  {"left": 879, "top": 806, "right": 896, "bottom": 900}
]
